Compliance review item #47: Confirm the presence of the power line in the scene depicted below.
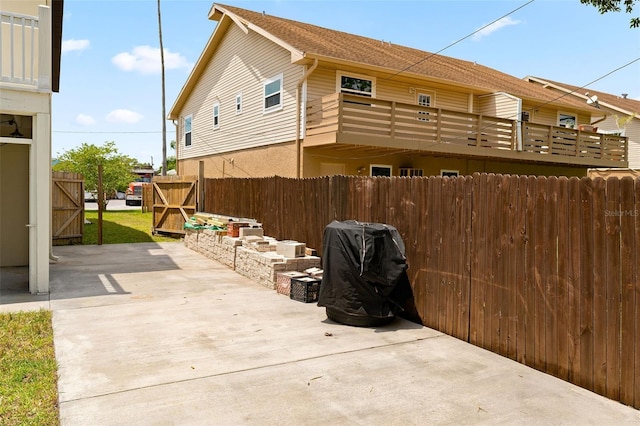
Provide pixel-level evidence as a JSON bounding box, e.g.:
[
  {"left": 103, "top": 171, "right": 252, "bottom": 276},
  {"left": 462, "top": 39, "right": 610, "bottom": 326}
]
[{"left": 383, "top": 0, "right": 536, "bottom": 81}]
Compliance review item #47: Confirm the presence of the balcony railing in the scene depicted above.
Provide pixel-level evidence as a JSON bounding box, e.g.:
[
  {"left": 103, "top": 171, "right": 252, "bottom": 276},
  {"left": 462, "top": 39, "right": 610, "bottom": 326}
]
[
  {"left": 305, "top": 93, "right": 628, "bottom": 167},
  {"left": 0, "top": 7, "right": 51, "bottom": 89}
]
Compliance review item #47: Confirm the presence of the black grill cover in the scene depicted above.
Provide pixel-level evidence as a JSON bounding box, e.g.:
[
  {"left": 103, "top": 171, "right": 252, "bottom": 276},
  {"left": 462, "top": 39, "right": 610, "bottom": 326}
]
[{"left": 317, "top": 220, "right": 409, "bottom": 318}]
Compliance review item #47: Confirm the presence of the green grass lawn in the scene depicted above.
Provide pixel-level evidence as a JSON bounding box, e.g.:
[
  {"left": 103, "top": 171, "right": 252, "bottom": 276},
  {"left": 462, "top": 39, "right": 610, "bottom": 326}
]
[
  {"left": 84, "top": 210, "right": 180, "bottom": 245},
  {"left": 0, "top": 310, "right": 59, "bottom": 426}
]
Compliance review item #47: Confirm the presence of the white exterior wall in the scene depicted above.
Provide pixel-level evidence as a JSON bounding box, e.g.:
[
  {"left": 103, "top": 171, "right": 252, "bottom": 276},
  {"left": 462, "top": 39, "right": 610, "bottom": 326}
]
[
  {"left": 0, "top": 1, "right": 53, "bottom": 294},
  {"left": 177, "top": 23, "right": 301, "bottom": 161}
]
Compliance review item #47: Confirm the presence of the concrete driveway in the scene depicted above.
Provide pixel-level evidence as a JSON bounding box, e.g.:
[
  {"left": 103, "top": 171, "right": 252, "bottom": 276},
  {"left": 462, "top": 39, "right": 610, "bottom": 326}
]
[{"left": 7, "top": 242, "right": 640, "bottom": 424}]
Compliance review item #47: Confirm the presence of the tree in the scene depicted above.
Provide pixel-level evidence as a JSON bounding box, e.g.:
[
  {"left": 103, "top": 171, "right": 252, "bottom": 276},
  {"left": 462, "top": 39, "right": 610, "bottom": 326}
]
[
  {"left": 53, "top": 141, "right": 137, "bottom": 202},
  {"left": 580, "top": 0, "right": 639, "bottom": 27}
]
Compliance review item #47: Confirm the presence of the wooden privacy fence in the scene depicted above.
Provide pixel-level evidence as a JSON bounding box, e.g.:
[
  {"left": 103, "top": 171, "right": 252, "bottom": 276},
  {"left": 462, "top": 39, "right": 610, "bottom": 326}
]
[
  {"left": 203, "top": 173, "right": 639, "bottom": 409},
  {"left": 151, "top": 175, "right": 197, "bottom": 235},
  {"left": 52, "top": 171, "right": 84, "bottom": 245}
]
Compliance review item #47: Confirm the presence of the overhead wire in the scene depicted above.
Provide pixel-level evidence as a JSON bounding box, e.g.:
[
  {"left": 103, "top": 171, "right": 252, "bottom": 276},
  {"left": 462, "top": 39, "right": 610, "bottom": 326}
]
[{"left": 165, "top": 0, "right": 635, "bottom": 168}]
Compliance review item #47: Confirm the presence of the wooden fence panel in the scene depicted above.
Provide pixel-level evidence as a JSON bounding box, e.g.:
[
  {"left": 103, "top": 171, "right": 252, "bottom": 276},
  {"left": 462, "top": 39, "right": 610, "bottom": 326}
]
[
  {"left": 470, "top": 174, "right": 488, "bottom": 348},
  {"left": 567, "top": 177, "right": 582, "bottom": 385},
  {"left": 635, "top": 178, "right": 640, "bottom": 409},
  {"left": 52, "top": 171, "right": 84, "bottom": 245},
  {"left": 620, "top": 177, "right": 637, "bottom": 406},
  {"left": 152, "top": 175, "right": 197, "bottom": 235},
  {"left": 533, "top": 176, "right": 547, "bottom": 372},
  {"left": 592, "top": 178, "right": 607, "bottom": 396},
  {"left": 556, "top": 176, "right": 570, "bottom": 380},
  {"left": 604, "top": 178, "right": 621, "bottom": 400},
  {"left": 201, "top": 173, "right": 639, "bottom": 409},
  {"left": 515, "top": 176, "right": 529, "bottom": 365},
  {"left": 579, "top": 178, "right": 595, "bottom": 391},
  {"left": 545, "top": 176, "right": 560, "bottom": 377}
]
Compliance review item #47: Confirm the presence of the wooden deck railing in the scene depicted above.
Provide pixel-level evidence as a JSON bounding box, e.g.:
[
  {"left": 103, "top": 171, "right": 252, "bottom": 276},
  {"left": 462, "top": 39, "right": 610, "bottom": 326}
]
[
  {"left": 306, "top": 93, "right": 628, "bottom": 165},
  {"left": 0, "top": 7, "right": 51, "bottom": 89}
]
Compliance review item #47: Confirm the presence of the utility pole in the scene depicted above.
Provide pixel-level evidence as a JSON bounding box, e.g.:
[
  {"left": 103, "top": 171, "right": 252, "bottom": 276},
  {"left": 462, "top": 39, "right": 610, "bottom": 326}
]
[{"left": 158, "top": 0, "right": 167, "bottom": 176}]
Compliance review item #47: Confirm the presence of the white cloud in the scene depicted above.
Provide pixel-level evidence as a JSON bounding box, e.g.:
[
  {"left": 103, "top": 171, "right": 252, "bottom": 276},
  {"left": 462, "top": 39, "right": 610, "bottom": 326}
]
[
  {"left": 106, "top": 109, "right": 143, "bottom": 124},
  {"left": 472, "top": 17, "right": 521, "bottom": 41},
  {"left": 111, "top": 45, "right": 193, "bottom": 74},
  {"left": 75, "top": 114, "right": 95, "bottom": 126},
  {"left": 62, "top": 39, "right": 90, "bottom": 54}
]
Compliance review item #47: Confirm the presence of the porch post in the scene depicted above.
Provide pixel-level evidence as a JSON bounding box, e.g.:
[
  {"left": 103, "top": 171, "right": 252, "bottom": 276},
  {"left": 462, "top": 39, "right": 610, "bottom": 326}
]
[{"left": 29, "top": 112, "right": 50, "bottom": 294}]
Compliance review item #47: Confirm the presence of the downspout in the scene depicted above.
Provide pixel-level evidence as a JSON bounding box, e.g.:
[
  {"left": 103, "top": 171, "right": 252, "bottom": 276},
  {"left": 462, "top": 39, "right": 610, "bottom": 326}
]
[
  {"left": 295, "top": 58, "right": 318, "bottom": 178},
  {"left": 172, "top": 120, "right": 179, "bottom": 175},
  {"left": 591, "top": 115, "right": 608, "bottom": 126}
]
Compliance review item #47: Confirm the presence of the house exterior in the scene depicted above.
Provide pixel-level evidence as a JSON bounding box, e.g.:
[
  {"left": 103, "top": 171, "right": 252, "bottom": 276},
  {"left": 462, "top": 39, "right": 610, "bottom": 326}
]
[
  {"left": 169, "top": 3, "right": 628, "bottom": 180},
  {"left": 525, "top": 76, "right": 640, "bottom": 173},
  {"left": 0, "top": 0, "right": 63, "bottom": 294}
]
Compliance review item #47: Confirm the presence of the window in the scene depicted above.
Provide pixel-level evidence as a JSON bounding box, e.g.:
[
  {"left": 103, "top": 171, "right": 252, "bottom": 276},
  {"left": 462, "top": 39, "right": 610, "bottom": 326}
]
[
  {"left": 417, "top": 92, "right": 432, "bottom": 122},
  {"left": 184, "top": 115, "right": 192, "bottom": 146},
  {"left": 337, "top": 72, "right": 375, "bottom": 97},
  {"left": 558, "top": 113, "right": 576, "bottom": 129},
  {"left": 440, "top": 169, "right": 459, "bottom": 178},
  {"left": 235, "top": 93, "right": 242, "bottom": 115},
  {"left": 400, "top": 168, "right": 424, "bottom": 177},
  {"left": 417, "top": 93, "right": 431, "bottom": 107},
  {"left": 213, "top": 103, "right": 220, "bottom": 129},
  {"left": 370, "top": 164, "right": 392, "bottom": 177},
  {"left": 264, "top": 73, "right": 283, "bottom": 113}
]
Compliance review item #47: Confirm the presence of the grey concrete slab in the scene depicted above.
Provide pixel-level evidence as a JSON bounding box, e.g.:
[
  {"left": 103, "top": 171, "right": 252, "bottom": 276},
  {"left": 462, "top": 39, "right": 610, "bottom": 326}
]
[
  {"left": 0, "top": 266, "right": 49, "bottom": 311},
  {"left": 36, "top": 243, "right": 640, "bottom": 424}
]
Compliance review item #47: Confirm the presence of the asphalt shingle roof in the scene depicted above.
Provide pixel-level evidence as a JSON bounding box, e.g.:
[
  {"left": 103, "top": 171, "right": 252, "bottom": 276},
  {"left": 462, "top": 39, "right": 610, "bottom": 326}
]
[
  {"left": 216, "top": 3, "right": 597, "bottom": 111},
  {"left": 527, "top": 77, "right": 640, "bottom": 115}
]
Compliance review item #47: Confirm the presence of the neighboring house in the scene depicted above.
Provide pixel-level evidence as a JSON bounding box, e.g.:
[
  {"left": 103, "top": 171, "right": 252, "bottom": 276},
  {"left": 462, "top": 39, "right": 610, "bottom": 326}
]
[
  {"left": 525, "top": 76, "right": 640, "bottom": 172},
  {"left": 132, "top": 165, "right": 156, "bottom": 183},
  {"left": 0, "top": 0, "right": 63, "bottom": 294},
  {"left": 169, "top": 3, "right": 629, "bottom": 180}
]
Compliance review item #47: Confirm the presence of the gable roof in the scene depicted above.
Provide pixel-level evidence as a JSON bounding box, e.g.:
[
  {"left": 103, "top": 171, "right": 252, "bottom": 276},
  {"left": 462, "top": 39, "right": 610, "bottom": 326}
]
[
  {"left": 525, "top": 76, "right": 640, "bottom": 117},
  {"left": 170, "top": 3, "right": 595, "bottom": 119}
]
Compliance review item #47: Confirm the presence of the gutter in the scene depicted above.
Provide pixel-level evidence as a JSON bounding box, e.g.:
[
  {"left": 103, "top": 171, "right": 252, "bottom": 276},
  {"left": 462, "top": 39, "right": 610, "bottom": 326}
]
[{"left": 295, "top": 58, "right": 318, "bottom": 178}]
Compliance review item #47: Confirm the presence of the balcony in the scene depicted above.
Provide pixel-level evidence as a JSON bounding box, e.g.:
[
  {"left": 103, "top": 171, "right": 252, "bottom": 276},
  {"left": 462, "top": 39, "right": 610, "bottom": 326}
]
[
  {"left": 305, "top": 93, "right": 628, "bottom": 168},
  {"left": 0, "top": 7, "right": 51, "bottom": 90}
]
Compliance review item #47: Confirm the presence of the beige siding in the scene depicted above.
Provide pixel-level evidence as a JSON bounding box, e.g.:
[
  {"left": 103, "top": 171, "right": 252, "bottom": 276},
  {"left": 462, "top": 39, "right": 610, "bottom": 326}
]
[
  {"left": 478, "top": 93, "right": 519, "bottom": 120},
  {"left": 305, "top": 65, "right": 470, "bottom": 112},
  {"left": 625, "top": 121, "right": 640, "bottom": 169},
  {"left": 578, "top": 114, "right": 639, "bottom": 169},
  {"left": 176, "top": 23, "right": 302, "bottom": 161},
  {"left": 528, "top": 105, "right": 588, "bottom": 128}
]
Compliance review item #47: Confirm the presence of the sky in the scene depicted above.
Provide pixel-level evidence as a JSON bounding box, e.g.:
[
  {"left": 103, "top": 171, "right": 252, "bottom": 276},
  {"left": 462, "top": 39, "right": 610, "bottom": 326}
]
[{"left": 53, "top": 0, "right": 640, "bottom": 167}]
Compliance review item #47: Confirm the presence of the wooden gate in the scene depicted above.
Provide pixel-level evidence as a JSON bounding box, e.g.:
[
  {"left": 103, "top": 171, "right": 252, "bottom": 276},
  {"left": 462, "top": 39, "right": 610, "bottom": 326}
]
[
  {"left": 52, "top": 171, "right": 84, "bottom": 245},
  {"left": 152, "top": 175, "right": 197, "bottom": 235}
]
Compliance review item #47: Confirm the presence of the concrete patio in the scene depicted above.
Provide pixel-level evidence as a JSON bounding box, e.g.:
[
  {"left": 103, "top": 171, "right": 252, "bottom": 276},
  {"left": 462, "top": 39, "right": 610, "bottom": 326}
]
[{"left": 2, "top": 242, "right": 639, "bottom": 424}]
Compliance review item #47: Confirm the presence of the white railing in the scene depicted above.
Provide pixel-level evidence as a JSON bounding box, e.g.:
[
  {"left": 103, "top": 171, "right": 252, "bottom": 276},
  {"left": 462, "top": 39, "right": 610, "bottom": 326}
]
[{"left": 0, "top": 6, "right": 51, "bottom": 89}]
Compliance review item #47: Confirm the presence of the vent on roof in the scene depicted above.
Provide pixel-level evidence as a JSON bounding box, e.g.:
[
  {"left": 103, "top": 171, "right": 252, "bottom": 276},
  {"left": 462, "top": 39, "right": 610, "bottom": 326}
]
[{"left": 622, "top": 93, "right": 628, "bottom": 99}]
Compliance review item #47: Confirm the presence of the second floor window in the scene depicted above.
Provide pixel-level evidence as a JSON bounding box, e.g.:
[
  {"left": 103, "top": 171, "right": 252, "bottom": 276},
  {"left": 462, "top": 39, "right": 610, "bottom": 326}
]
[
  {"left": 339, "top": 75, "right": 373, "bottom": 97},
  {"left": 213, "top": 103, "right": 220, "bottom": 129},
  {"left": 417, "top": 92, "right": 432, "bottom": 122},
  {"left": 236, "top": 93, "right": 242, "bottom": 115},
  {"left": 184, "top": 115, "right": 192, "bottom": 146},
  {"left": 264, "top": 74, "right": 283, "bottom": 113},
  {"left": 559, "top": 113, "right": 576, "bottom": 129}
]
